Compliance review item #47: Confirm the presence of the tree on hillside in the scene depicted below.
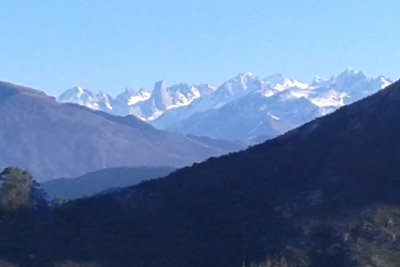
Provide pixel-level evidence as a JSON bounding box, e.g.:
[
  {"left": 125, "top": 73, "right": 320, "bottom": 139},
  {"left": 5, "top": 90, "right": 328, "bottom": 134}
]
[{"left": 0, "top": 167, "right": 47, "bottom": 213}]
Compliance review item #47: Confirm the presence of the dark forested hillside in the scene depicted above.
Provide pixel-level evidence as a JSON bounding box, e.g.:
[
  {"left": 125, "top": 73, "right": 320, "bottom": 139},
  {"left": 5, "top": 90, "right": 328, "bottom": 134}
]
[{"left": 1, "top": 81, "right": 400, "bottom": 266}]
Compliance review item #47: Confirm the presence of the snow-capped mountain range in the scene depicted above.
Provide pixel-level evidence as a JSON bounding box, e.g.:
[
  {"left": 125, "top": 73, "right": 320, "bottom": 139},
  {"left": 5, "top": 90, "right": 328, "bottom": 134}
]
[{"left": 58, "top": 69, "right": 392, "bottom": 142}]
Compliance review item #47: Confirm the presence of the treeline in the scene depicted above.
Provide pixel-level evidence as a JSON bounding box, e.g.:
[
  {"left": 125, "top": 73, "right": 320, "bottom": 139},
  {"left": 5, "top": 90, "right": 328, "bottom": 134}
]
[{"left": 0, "top": 166, "right": 48, "bottom": 215}]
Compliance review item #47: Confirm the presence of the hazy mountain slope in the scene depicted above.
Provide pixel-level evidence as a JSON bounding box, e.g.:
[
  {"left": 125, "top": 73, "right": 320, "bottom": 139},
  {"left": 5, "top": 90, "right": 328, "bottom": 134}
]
[
  {"left": 0, "top": 82, "right": 236, "bottom": 181},
  {"left": 42, "top": 166, "right": 175, "bottom": 199},
  {"left": 2, "top": 80, "right": 400, "bottom": 266},
  {"left": 169, "top": 90, "right": 318, "bottom": 141}
]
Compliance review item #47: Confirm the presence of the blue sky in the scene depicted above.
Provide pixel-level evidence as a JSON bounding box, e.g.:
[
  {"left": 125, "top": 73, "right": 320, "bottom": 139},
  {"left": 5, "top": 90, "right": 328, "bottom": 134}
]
[{"left": 0, "top": 0, "right": 399, "bottom": 96}]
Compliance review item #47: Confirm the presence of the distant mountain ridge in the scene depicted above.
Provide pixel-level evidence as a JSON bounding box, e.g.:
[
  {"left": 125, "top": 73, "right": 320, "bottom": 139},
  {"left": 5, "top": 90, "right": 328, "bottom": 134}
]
[
  {"left": 42, "top": 166, "right": 175, "bottom": 199},
  {"left": 58, "top": 69, "right": 391, "bottom": 141},
  {"left": 0, "top": 82, "right": 242, "bottom": 181},
  {"left": 4, "top": 79, "right": 400, "bottom": 266}
]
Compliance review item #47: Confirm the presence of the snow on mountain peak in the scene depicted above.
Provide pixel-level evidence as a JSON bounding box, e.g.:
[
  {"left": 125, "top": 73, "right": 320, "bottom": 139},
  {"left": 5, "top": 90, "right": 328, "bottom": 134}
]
[
  {"left": 307, "top": 68, "right": 391, "bottom": 115},
  {"left": 215, "top": 72, "right": 261, "bottom": 100},
  {"left": 311, "top": 76, "right": 327, "bottom": 85},
  {"left": 151, "top": 82, "right": 201, "bottom": 110},
  {"left": 197, "top": 84, "right": 217, "bottom": 96},
  {"left": 58, "top": 86, "right": 113, "bottom": 111},
  {"left": 75, "top": 86, "right": 84, "bottom": 93},
  {"left": 117, "top": 87, "right": 151, "bottom": 106},
  {"left": 336, "top": 68, "right": 367, "bottom": 84},
  {"left": 59, "top": 86, "right": 86, "bottom": 99},
  {"left": 263, "top": 74, "right": 308, "bottom": 91},
  {"left": 58, "top": 70, "right": 392, "bottom": 142}
]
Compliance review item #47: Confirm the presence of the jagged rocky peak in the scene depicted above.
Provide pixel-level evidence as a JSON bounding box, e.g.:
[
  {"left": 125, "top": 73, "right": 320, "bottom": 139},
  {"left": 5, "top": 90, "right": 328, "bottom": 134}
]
[
  {"left": 58, "top": 86, "right": 114, "bottom": 111},
  {"left": 115, "top": 87, "right": 151, "bottom": 106},
  {"left": 56, "top": 69, "right": 392, "bottom": 142}
]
